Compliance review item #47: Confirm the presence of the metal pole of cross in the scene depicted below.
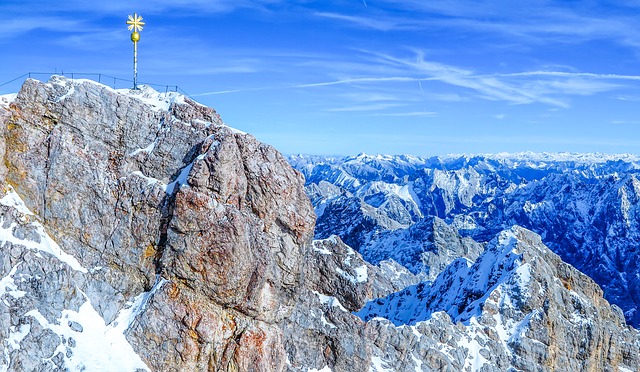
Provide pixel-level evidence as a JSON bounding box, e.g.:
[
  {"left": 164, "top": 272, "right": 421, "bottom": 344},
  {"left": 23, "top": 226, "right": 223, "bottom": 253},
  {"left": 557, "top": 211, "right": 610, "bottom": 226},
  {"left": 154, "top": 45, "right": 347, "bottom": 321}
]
[{"left": 126, "top": 13, "right": 145, "bottom": 90}]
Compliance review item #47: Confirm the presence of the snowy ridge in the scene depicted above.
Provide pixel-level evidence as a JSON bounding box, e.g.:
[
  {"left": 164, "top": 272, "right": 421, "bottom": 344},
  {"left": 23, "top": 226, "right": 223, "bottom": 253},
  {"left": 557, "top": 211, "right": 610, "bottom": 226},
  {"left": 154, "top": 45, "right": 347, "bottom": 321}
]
[
  {"left": 46, "top": 76, "right": 183, "bottom": 112},
  {"left": 355, "top": 226, "right": 638, "bottom": 371},
  {"left": 471, "top": 151, "right": 640, "bottom": 164},
  {"left": 116, "top": 85, "right": 185, "bottom": 112},
  {"left": 0, "top": 187, "right": 87, "bottom": 273},
  {"left": 355, "top": 227, "right": 530, "bottom": 326},
  {"left": 358, "top": 151, "right": 640, "bottom": 165},
  {"left": 0, "top": 186, "right": 155, "bottom": 371},
  {"left": 291, "top": 152, "right": 640, "bottom": 186},
  {"left": 42, "top": 75, "right": 243, "bottom": 134}
]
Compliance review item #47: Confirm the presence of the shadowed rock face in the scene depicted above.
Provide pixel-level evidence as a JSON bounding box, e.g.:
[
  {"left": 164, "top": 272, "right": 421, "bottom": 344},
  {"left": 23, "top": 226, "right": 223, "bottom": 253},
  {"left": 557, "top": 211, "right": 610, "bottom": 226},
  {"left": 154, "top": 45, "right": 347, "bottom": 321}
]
[
  {"left": 299, "top": 227, "right": 640, "bottom": 372},
  {"left": 0, "top": 76, "right": 315, "bottom": 371}
]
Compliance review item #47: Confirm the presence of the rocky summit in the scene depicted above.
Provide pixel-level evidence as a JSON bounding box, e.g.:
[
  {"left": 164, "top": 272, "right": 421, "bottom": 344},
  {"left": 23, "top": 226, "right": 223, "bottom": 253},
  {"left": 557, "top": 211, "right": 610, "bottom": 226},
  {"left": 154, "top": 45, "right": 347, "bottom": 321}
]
[
  {"left": 0, "top": 76, "right": 317, "bottom": 371},
  {"left": 0, "top": 77, "right": 638, "bottom": 372}
]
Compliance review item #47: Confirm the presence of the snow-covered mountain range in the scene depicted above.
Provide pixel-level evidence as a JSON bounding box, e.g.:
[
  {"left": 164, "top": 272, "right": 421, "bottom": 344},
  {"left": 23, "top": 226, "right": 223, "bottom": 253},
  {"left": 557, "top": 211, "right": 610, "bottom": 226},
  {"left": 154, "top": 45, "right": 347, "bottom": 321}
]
[{"left": 289, "top": 152, "right": 640, "bottom": 328}]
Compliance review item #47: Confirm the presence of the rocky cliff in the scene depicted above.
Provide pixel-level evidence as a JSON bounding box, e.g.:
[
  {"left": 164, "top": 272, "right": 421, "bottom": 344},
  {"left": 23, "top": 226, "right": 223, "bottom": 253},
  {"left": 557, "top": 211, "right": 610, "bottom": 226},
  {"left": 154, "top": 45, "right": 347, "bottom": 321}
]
[
  {"left": 357, "top": 226, "right": 640, "bottom": 371},
  {"left": 0, "top": 76, "right": 316, "bottom": 371},
  {"left": 284, "top": 227, "right": 640, "bottom": 371},
  {"left": 1, "top": 77, "right": 639, "bottom": 372}
]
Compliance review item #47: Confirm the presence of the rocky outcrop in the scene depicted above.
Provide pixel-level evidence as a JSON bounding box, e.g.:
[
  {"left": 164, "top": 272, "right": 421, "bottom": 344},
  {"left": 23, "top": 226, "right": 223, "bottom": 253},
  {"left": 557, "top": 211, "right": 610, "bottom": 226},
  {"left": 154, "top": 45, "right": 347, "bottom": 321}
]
[
  {"left": 357, "top": 226, "right": 640, "bottom": 371},
  {"left": 0, "top": 76, "right": 315, "bottom": 371},
  {"left": 305, "top": 236, "right": 418, "bottom": 313},
  {"left": 282, "top": 226, "right": 640, "bottom": 371}
]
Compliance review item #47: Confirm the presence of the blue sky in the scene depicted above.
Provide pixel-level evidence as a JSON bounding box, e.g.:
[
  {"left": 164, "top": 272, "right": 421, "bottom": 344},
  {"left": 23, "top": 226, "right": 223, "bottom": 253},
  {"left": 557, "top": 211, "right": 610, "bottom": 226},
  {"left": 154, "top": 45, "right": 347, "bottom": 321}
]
[{"left": 3, "top": 1, "right": 640, "bottom": 156}]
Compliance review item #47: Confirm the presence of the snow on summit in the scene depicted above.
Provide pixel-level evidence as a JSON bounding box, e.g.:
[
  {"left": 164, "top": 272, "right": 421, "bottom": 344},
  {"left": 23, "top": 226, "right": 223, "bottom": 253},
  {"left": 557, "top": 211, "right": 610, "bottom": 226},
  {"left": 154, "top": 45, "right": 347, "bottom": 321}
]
[
  {"left": 46, "top": 75, "right": 185, "bottom": 112},
  {"left": 0, "top": 94, "right": 16, "bottom": 109},
  {"left": 116, "top": 84, "right": 186, "bottom": 112}
]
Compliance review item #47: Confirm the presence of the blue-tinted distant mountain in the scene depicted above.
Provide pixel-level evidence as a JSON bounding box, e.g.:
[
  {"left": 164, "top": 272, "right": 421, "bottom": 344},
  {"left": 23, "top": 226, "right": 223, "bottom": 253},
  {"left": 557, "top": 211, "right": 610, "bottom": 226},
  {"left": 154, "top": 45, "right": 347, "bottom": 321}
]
[{"left": 289, "top": 152, "right": 640, "bottom": 327}]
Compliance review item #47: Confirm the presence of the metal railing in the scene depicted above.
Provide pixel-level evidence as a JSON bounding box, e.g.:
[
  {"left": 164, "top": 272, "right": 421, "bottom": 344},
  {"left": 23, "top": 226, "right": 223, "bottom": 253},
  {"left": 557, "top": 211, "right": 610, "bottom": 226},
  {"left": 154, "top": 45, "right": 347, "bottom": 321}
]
[{"left": 0, "top": 72, "right": 193, "bottom": 99}]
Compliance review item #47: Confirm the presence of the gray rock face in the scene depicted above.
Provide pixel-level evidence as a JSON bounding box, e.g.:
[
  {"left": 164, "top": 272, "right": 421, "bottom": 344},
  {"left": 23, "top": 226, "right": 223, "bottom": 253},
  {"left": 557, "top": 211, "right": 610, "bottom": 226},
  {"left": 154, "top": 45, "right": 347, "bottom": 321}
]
[
  {"left": 305, "top": 236, "right": 418, "bottom": 313},
  {"left": 0, "top": 76, "right": 315, "bottom": 371},
  {"left": 0, "top": 185, "right": 151, "bottom": 371},
  {"left": 362, "top": 226, "right": 640, "bottom": 371},
  {"left": 360, "top": 216, "right": 484, "bottom": 281}
]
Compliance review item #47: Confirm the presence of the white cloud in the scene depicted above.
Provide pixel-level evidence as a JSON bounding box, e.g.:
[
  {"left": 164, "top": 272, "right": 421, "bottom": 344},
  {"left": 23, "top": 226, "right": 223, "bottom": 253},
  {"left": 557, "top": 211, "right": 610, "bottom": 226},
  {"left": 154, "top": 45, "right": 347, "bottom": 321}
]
[
  {"left": 611, "top": 120, "right": 640, "bottom": 125},
  {"left": 357, "top": 1, "right": 640, "bottom": 49},
  {"left": 294, "top": 77, "right": 418, "bottom": 88},
  {"left": 325, "top": 103, "right": 406, "bottom": 112},
  {"left": 366, "top": 51, "right": 572, "bottom": 107},
  {"left": 495, "top": 71, "right": 640, "bottom": 81},
  {"left": 425, "top": 92, "right": 466, "bottom": 102},
  {"left": 338, "top": 92, "right": 404, "bottom": 102},
  {"left": 314, "top": 12, "right": 400, "bottom": 31},
  {"left": 189, "top": 47, "right": 633, "bottom": 110},
  {"left": 1, "top": 0, "right": 286, "bottom": 15},
  {"left": 0, "top": 17, "right": 86, "bottom": 39},
  {"left": 373, "top": 111, "right": 437, "bottom": 117}
]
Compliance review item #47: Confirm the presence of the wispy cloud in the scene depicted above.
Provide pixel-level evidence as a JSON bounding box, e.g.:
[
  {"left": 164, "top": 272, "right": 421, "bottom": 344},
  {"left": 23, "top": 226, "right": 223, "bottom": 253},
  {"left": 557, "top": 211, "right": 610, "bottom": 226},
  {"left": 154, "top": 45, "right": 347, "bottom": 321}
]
[
  {"left": 192, "top": 48, "right": 635, "bottom": 111},
  {"left": 611, "top": 120, "right": 640, "bottom": 125},
  {"left": 494, "top": 71, "right": 640, "bottom": 81},
  {"left": 294, "top": 77, "right": 418, "bottom": 88},
  {"left": 366, "top": 51, "right": 572, "bottom": 107},
  {"left": 187, "top": 65, "right": 260, "bottom": 74},
  {"left": 1, "top": 0, "right": 287, "bottom": 16},
  {"left": 338, "top": 92, "right": 404, "bottom": 102},
  {"left": 425, "top": 92, "right": 466, "bottom": 102},
  {"left": 331, "top": 1, "right": 640, "bottom": 49},
  {"left": 314, "top": 12, "right": 401, "bottom": 31},
  {"left": 616, "top": 95, "right": 640, "bottom": 102},
  {"left": 373, "top": 111, "right": 437, "bottom": 117},
  {"left": 325, "top": 103, "right": 406, "bottom": 112},
  {"left": 0, "top": 17, "right": 86, "bottom": 39},
  {"left": 192, "top": 86, "right": 273, "bottom": 96},
  {"left": 56, "top": 30, "right": 125, "bottom": 50}
]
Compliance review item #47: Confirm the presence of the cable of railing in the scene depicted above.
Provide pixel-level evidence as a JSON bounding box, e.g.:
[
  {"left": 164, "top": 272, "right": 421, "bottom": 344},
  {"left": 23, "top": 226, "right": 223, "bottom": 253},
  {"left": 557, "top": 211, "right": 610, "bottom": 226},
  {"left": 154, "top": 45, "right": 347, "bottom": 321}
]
[
  {"left": 2, "top": 72, "right": 197, "bottom": 102},
  {"left": 0, "top": 73, "right": 30, "bottom": 88},
  {"left": 176, "top": 87, "right": 195, "bottom": 101}
]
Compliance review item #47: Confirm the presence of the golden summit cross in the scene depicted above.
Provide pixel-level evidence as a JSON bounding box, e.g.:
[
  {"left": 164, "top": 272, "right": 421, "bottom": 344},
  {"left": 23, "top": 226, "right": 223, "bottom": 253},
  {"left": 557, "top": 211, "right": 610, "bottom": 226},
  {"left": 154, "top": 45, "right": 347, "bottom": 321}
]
[
  {"left": 126, "top": 13, "right": 145, "bottom": 90},
  {"left": 126, "top": 13, "right": 145, "bottom": 33}
]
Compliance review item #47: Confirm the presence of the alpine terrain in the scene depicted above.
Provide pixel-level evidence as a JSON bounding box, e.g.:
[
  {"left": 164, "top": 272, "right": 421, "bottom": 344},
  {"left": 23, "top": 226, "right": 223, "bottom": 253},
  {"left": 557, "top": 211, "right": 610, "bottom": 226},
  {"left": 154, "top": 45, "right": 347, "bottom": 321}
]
[
  {"left": 290, "top": 153, "right": 640, "bottom": 328},
  {"left": 0, "top": 76, "right": 638, "bottom": 371}
]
